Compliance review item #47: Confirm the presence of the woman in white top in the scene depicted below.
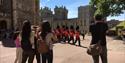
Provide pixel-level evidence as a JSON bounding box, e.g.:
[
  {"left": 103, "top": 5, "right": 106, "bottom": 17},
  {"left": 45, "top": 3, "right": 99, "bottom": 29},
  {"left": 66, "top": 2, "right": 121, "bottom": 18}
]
[{"left": 40, "top": 21, "right": 57, "bottom": 63}]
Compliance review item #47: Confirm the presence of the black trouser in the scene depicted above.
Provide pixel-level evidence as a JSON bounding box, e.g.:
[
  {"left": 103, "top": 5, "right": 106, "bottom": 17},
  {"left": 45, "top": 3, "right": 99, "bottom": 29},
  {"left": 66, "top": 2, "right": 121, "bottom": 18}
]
[
  {"left": 74, "top": 38, "right": 81, "bottom": 46},
  {"left": 123, "top": 35, "right": 125, "bottom": 38},
  {"left": 57, "top": 35, "right": 61, "bottom": 42},
  {"left": 22, "top": 50, "right": 35, "bottom": 63},
  {"left": 92, "top": 46, "right": 107, "bottom": 63},
  {"left": 62, "top": 35, "right": 65, "bottom": 42},
  {"left": 34, "top": 51, "right": 41, "bottom": 63},
  {"left": 42, "top": 50, "right": 53, "bottom": 63},
  {"left": 81, "top": 34, "right": 85, "bottom": 40},
  {"left": 34, "top": 37, "right": 41, "bottom": 63},
  {"left": 68, "top": 37, "right": 74, "bottom": 44},
  {"left": 64, "top": 36, "right": 69, "bottom": 43}
]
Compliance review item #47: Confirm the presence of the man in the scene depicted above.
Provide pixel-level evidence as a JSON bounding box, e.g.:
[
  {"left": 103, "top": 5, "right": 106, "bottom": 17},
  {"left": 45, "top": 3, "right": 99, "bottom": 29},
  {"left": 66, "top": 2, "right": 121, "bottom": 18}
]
[
  {"left": 68, "top": 25, "right": 75, "bottom": 44},
  {"left": 89, "top": 14, "right": 108, "bottom": 63}
]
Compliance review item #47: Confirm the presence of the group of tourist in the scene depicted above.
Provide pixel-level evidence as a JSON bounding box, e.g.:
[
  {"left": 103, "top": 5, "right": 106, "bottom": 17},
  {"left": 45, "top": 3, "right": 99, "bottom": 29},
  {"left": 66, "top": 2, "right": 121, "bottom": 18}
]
[
  {"left": 13, "top": 14, "right": 108, "bottom": 63},
  {"left": 14, "top": 20, "right": 57, "bottom": 63}
]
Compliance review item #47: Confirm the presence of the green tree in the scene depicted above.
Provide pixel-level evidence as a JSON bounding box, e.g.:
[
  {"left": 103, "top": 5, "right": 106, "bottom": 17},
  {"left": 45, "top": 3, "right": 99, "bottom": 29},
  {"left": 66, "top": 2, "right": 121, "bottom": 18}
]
[{"left": 89, "top": 0, "right": 125, "bottom": 17}]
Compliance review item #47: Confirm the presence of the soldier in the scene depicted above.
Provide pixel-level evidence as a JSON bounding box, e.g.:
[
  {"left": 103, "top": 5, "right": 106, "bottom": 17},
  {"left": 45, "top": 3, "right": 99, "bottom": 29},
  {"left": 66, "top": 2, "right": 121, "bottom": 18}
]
[
  {"left": 74, "top": 26, "right": 81, "bottom": 46},
  {"left": 68, "top": 25, "right": 75, "bottom": 44}
]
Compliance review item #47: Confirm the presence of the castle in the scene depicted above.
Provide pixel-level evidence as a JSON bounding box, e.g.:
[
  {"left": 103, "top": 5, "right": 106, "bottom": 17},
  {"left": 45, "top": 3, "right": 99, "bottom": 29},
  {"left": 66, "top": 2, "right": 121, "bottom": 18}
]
[
  {"left": 41, "top": 6, "right": 68, "bottom": 21},
  {"left": 41, "top": 5, "right": 95, "bottom": 33}
]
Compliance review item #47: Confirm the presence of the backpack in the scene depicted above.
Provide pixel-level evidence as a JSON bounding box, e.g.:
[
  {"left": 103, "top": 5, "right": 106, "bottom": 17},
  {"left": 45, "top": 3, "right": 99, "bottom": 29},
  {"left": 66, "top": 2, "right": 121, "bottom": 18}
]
[{"left": 37, "top": 36, "right": 49, "bottom": 53}]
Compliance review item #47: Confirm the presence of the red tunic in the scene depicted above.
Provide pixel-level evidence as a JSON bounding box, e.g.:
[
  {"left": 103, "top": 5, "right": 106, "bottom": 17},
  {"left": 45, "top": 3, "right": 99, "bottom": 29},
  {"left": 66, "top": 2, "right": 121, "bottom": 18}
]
[
  {"left": 60, "top": 28, "right": 65, "bottom": 36},
  {"left": 55, "top": 29, "right": 60, "bottom": 37},
  {"left": 75, "top": 31, "right": 80, "bottom": 40},
  {"left": 69, "top": 30, "right": 74, "bottom": 39},
  {"left": 64, "top": 30, "right": 69, "bottom": 37}
]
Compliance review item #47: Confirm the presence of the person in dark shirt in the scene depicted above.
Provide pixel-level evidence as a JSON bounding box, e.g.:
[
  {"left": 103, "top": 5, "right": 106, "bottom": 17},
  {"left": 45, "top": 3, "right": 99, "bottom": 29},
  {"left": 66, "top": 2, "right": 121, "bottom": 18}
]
[{"left": 89, "top": 14, "right": 108, "bottom": 63}]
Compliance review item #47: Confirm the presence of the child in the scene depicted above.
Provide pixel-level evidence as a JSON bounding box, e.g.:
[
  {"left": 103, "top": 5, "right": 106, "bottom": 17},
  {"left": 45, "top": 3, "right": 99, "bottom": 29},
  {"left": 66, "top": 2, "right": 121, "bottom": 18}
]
[{"left": 14, "top": 31, "right": 23, "bottom": 63}]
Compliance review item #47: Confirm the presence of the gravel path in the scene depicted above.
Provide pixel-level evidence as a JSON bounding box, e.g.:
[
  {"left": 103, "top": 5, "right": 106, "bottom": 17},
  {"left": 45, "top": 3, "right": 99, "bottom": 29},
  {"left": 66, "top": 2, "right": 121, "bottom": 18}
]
[{"left": 0, "top": 35, "right": 125, "bottom": 63}]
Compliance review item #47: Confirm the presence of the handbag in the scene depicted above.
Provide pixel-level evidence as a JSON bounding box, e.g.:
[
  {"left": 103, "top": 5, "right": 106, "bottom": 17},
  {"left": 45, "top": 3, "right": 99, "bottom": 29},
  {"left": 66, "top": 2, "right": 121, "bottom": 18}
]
[
  {"left": 87, "top": 42, "right": 102, "bottom": 56},
  {"left": 37, "top": 37, "right": 49, "bottom": 54}
]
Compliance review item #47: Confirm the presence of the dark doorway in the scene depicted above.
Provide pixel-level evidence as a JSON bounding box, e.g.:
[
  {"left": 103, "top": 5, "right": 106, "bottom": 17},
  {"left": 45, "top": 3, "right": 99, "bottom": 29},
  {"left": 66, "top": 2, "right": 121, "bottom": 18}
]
[
  {"left": 0, "top": 20, "right": 7, "bottom": 30},
  {"left": 0, "top": 20, "right": 7, "bottom": 40}
]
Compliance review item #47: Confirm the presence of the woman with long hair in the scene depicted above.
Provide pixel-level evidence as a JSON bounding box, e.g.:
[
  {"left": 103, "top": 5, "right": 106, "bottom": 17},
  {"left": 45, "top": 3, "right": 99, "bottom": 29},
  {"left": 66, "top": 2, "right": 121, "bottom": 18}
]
[
  {"left": 21, "top": 20, "right": 35, "bottom": 63},
  {"left": 39, "top": 21, "right": 57, "bottom": 63}
]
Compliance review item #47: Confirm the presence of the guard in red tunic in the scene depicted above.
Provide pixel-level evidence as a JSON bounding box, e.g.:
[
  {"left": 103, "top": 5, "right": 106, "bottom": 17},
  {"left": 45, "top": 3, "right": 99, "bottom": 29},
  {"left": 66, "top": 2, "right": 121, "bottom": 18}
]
[
  {"left": 74, "top": 26, "right": 81, "bottom": 46},
  {"left": 68, "top": 26, "right": 75, "bottom": 44},
  {"left": 55, "top": 26, "right": 61, "bottom": 42},
  {"left": 60, "top": 25, "right": 66, "bottom": 42},
  {"left": 64, "top": 26, "right": 69, "bottom": 43}
]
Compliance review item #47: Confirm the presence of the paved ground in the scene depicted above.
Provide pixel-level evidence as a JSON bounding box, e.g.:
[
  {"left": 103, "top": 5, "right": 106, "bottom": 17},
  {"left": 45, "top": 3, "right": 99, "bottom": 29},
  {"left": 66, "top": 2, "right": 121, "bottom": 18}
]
[{"left": 0, "top": 35, "right": 125, "bottom": 63}]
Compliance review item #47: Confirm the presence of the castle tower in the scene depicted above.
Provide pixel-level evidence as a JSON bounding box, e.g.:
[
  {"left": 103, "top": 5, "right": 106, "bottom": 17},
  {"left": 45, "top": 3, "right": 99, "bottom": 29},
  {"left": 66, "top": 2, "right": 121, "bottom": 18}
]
[
  {"left": 13, "top": 0, "right": 40, "bottom": 30},
  {"left": 54, "top": 6, "right": 68, "bottom": 20}
]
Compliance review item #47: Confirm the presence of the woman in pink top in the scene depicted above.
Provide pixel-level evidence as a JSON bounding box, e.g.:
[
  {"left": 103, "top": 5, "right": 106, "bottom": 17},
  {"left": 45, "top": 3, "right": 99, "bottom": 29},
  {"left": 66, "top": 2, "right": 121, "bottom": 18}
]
[{"left": 14, "top": 32, "right": 23, "bottom": 63}]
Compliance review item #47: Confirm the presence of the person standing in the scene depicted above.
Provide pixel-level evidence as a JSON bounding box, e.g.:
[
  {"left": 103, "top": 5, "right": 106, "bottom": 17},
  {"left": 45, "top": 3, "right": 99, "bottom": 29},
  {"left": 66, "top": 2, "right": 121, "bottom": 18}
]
[
  {"left": 21, "top": 20, "right": 35, "bottom": 63},
  {"left": 39, "top": 21, "right": 57, "bottom": 63},
  {"left": 33, "top": 26, "right": 41, "bottom": 63},
  {"left": 14, "top": 31, "right": 22, "bottom": 63},
  {"left": 89, "top": 14, "right": 108, "bottom": 63}
]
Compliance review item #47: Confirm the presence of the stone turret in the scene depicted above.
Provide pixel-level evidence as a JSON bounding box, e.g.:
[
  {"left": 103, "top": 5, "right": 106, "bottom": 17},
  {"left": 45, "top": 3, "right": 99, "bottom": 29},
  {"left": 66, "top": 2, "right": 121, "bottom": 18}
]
[
  {"left": 54, "top": 6, "right": 68, "bottom": 20},
  {"left": 40, "top": 7, "right": 53, "bottom": 21}
]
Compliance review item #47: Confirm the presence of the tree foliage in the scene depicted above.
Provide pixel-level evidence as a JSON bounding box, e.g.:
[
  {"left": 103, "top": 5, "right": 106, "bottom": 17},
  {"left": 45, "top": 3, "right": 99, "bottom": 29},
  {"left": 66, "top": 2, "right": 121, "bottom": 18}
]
[{"left": 89, "top": 0, "right": 125, "bottom": 17}]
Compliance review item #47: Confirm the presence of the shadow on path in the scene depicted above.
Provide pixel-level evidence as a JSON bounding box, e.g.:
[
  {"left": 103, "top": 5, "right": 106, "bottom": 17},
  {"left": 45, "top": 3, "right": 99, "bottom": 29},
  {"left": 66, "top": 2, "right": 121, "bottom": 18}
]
[
  {"left": 68, "top": 43, "right": 88, "bottom": 49},
  {"left": 79, "top": 45, "right": 88, "bottom": 49},
  {"left": 74, "top": 45, "right": 88, "bottom": 49}
]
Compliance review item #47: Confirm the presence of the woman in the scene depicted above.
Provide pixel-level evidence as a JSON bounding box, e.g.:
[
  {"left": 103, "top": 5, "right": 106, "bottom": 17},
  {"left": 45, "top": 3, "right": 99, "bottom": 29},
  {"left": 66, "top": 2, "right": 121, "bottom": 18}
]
[
  {"left": 14, "top": 31, "right": 22, "bottom": 63},
  {"left": 40, "top": 21, "right": 57, "bottom": 63},
  {"left": 21, "top": 20, "right": 35, "bottom": 63}
]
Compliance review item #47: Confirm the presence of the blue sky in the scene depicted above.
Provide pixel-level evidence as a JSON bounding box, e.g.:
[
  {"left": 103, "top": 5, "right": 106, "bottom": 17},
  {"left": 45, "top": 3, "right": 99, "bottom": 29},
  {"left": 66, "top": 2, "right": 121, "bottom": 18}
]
[{"left": 40, "top": 0, "right": 125, "bottom": 21}]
